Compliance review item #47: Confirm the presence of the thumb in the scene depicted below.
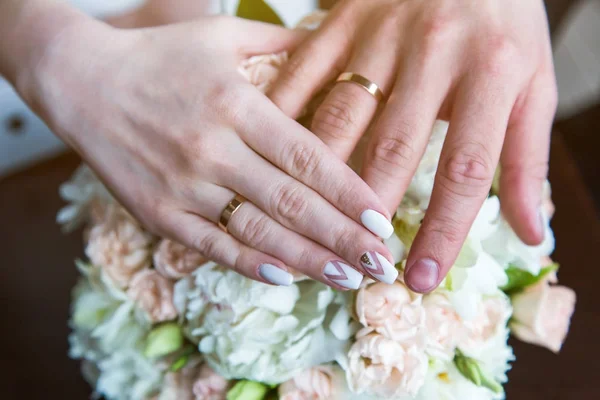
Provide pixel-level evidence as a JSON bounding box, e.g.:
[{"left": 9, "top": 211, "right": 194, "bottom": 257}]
[{"left": 230, "top": 17, "right": 309, "bottom": 56}]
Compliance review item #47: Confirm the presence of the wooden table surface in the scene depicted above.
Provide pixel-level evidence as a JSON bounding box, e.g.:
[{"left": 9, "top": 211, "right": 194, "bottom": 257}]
[{"left": 1, "top": 131, "right": 599, "bottom": 399}]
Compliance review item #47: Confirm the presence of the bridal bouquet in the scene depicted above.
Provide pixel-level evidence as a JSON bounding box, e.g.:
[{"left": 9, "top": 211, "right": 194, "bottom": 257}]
[{"left": 61, "top": 12, "right": 575, "bottom": 400}]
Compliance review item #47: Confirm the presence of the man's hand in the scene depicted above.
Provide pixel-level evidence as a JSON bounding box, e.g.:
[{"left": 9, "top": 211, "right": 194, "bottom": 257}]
[{"left": 269, "top": 0, "right": 557, "bottom": 292}]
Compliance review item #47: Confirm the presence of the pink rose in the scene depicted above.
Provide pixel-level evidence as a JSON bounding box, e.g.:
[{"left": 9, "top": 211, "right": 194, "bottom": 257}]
[
  {"left": 127, "top": 269, "right": 177, "bottom": 323},
  {"left": 460, "top": 296, "right": 511, "bottom": 351},
  {"left": 510, "top": 281, "right": 576, "bottom": 353},
  {"left": 347, "top": 333, "right": 427, "bottom": 398},
  {"left": 355, "top": 282, "right": 426, "bottom": 344},
  {"left": 238, "top": 53, "right": 287, "bottom": 93},
  {"left": 423, "top": 293, "right": 464, "bottom": 360},
  {"left": 86, "top": 206, "right": 153, "bottom": 288},
  {"left": 278, "top": 366, "right": 338, "bottom": 400},
  {"left": 192, "top": 364, "right": 229, "bottom": 400},
  {"left": 153, "top": 239, "right": 206, "bottom": 280}
]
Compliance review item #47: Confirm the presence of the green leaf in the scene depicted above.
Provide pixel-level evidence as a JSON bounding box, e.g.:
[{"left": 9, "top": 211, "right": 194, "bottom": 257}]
[
  {"left": 501, "top": 263, "right": 559, "bottom": 294},
  {"left": 236, "top": 0, "right": 284, "bottom": 26},
  {"left": 226, "top": 381, "right": 269, "bottom": 400},
  {"left": 392, "top": 218, "right": 420, "bottom": 248},
  {"left": 144, "top": 323, "right": 184, "bottom": 359}
]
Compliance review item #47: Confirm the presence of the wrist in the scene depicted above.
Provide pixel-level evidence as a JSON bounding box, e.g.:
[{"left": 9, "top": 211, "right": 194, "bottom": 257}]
[{"left": 0, "top": 1, "right": 91, "bottom": 103}]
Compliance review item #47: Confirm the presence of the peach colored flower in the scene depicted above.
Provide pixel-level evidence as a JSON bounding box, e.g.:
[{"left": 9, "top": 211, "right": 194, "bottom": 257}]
[
  {"left": 127, "top": 269, "right": 177, "bottom": 323},
  {"left": 347, "top": 333, "right": 427, "bottom": 398},
  {"left": 238, "top": 53, "right": 287, "bottom": 93},
  {"left": 460, "top": 296, "right": 511, "bottom": 351},
  {"left": 192, "top": 364, "right": 229, "bottom": 400},
  {"left": 423, "top": 293, "right": 464, "bottom": 360},
  {"left": 278, "top": 366, "right": 338, "bottom": 400},
  {"left": 86, "top": 207, "right": 153, "bottom": 288},
  {"left": 510, "top": 282, "right": 576, "bottom": 353},
  {"left": 153, "top": 239, "right": 206, "bottom": 280},
  {"left": 355, "top": 281, "right": 426, "bottom": 344},
  {"left": 159, "top": 360, "right": 201, "bottom": 400}
]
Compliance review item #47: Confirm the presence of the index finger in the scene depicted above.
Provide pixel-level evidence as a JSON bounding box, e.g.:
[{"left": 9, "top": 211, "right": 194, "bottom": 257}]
[{"left": 404, "top": 74, "right": 517, "bottom": 293}]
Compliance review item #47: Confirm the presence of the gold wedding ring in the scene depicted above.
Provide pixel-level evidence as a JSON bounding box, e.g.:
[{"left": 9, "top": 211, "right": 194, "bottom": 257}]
[
  {"left": 336, "top": 72, "right": 385, "bottom": 102},
  {"left": 218, "top": 194, "right": 247, "bottom": 233}
]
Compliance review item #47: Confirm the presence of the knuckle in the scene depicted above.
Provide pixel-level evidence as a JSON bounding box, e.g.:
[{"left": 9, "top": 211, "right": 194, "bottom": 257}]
[
  {"left": 370, "top": 127, "right": 416, "bottom": 171},
  {"left": 440, "top": 146, "right": 494, "bottom": 194},
  {"left": 419, "top": 11, "right": 456, "bottom": 54},
  {"left": 272, "top": 182, "right": 309, "bottom": 223},
  {"left": 212, "top": 83, "right": 253, "bottom": 124},
  {"left": 427, "top": 218, "right": 464, "bottom": 248},
  {"left": 311, "top": 90, "right": 361, "bottom": 140},
  {"left": 286, "top": 140, "right": 323, "bottom": 180},
  {"left": 238, "top": 213, "right": 272, "bottom": 249},
  {"left": 191, "top": 231, "right": 223, "bottom": 260},
  {"left": 480, "top": 35, "right": 520, "bottom": 77}
]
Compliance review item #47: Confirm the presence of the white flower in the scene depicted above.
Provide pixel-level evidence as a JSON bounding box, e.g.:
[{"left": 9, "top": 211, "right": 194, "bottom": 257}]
[
  {"left": 175, "top": 263, "right": 346, "bottom": 384},
  {"left": 404, "top": 120, "right": 448, "bottom": 209},
  {"left": 69, "top": 262, "right": 150, "bottom": 357},
  {"left": 278, "top": 365, "right": 343, "bottom": 400},
  {"left": 483, "top": 216, "right": 555, "bottom": 276},
  {"left": 96, "top": 348, "right": 164, "bottom": 400},
  {"left": 56, "top": 165, "right": 113, "bottom": 231}
]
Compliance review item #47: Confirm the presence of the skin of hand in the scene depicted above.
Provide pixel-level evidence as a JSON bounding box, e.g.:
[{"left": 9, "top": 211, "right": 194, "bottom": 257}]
[
  {"left": 269, "top": 0, "right": 558, "bottom": 293},
  {"left": 105, "top": 0, "right": 213, "bottom": 28},
  {"left": 0, "top": 0, "right": 401, "bottom": 290}
]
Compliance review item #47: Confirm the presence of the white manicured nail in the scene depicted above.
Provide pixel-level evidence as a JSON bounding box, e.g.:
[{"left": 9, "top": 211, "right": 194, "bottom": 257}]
[
  {"left": 324, "top": 261, "right": 363, "bottom": 289},
  {"left": 259, "top": 264, "right": 293, "bottom": 286},
  {"left": 360, "top": 209, "right": 394, "bottom": 239},
  {"left": 360, "top": 251, "right": 398, "bottom": 284}
]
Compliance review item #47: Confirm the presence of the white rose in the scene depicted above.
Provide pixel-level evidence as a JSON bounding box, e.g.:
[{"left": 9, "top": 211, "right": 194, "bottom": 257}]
[
  {"left": 510, "top": 281, "right": 576, "bottom": 353},
  {"left": 460, "top": 294, "right": 512, "bottom": 355}
]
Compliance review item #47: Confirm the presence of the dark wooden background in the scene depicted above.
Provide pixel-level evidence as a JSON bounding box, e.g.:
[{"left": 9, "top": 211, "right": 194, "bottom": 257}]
[{"left": 2, "top": 0, "right": 599, "bottom": 399}]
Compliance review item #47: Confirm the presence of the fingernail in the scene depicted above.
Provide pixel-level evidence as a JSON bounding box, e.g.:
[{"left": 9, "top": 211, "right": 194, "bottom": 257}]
[
  {"left": 360, "top": 251, "right": 398, "bottom": 284},
  {"left": 324, "top": 261, "right": 363, "bottom": 289},
  {"left": 360, "top": 209, "right": 394, "bottom": 239},
  {"left": 259, "top": 264, "right": 294, "bottom": 286},
  {"left": 405, "top": 258, "right": 439, "bottom": 292}
]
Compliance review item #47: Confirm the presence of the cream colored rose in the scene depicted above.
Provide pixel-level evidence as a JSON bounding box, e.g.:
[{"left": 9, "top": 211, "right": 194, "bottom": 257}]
[
  {"left": 355, "top": 281, "right": 426, "bottom": 344},
  {"left": 238, "top": 53, "right": 287, "bottom": 93},
  {"left": 347, "top": 333, "right": 427, "bottom": 398},
  {"left": 510, "top": 282, "right": 576, "bottom": 353},
  {"left": 127, "top": 270, "right": 177, "bottom": 323},
  {"left": 278, "top": 366, "right": 338, "bottom": 400},
  {"left": 153, "top": 239, "right": 206, "bottom": 280},
  {"left": 460, "top": 295, "right": 511, "bottom": 352},
  {"left": 423, "top": 293, "right": 464, "bottom": 360},
  {"left": 192, "top": 364, "right": 229, "bottom": 400},
  {"left": 86, "top": 207, "right": 153, "bottom": 288}
]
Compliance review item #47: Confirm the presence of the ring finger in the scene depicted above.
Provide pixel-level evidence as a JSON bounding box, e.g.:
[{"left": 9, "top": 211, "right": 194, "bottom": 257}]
[
  {"left": 310, "top": 15, "right": 401, "bottom": 161},
  {"left": 199, "top": 183, "right": 366, "bottom": 290}
]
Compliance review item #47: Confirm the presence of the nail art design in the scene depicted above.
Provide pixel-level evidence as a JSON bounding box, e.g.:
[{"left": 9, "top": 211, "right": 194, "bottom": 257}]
[
  {"left": 360, "top": 251, "right": 398, "bottom": 284},
  {"left": 360, "top": 210, "right": 394, "bottom": 239},
  {"left": 259, "top": 264, "right": 293, "bottom": 286},
  {"left": 324, "top": 261, "right": 363, "bottom": 290}
]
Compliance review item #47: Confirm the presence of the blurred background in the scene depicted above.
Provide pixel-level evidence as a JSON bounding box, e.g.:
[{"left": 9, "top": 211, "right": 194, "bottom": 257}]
[{"left": 1, "top": 0, "right": 598, "bottom": 399}]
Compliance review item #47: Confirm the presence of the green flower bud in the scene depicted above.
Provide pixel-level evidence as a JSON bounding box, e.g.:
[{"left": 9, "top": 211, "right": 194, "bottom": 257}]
[
  {"left": 226, "top": 381, "right": 269, "bottom": 400},
  {"left": 144, "top": 323, "right": 183, "bottom": 359},
  {"left": 454, "top": 349, "right": 503, "bottom": 394}
]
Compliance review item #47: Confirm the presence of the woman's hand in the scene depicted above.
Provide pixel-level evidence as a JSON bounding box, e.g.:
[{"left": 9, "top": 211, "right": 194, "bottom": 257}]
[
  {"left": 269, "top": 0, "right": 557, "bottom": 292},
  {"left": 13, "top": 7, "right": 399, "bottom": 289}
]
